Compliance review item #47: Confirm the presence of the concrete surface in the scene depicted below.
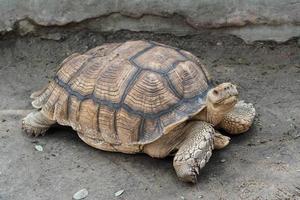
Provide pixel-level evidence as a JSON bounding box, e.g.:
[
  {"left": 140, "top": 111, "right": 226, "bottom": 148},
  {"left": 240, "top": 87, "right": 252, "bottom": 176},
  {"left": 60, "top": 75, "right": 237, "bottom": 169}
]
[
  {"left": 1, "top": 0, "right": 300, "bottom": 42},
  {"left": 0, "top": 30, "right": 300, "bottom": 200}
]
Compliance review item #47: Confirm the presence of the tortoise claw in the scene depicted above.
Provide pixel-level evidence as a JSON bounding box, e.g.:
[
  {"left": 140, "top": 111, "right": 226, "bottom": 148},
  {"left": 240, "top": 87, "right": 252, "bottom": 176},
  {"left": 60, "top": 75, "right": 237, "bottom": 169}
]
[
  {"left": 173, "top": 161, "right": 199, "bottom": 183},
  {"left": 22, "top": 119, "right": 47, "bottom": 137}
]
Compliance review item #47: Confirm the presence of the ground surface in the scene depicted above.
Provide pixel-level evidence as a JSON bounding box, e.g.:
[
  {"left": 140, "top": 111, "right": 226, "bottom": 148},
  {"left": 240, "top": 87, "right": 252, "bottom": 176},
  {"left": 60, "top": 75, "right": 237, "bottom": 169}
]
[
  {"left": 1, "top": 0, "right": 300, "bottom": 42},
  {"left": 0, "top": 31, "right": 300, "bottom": 200}
]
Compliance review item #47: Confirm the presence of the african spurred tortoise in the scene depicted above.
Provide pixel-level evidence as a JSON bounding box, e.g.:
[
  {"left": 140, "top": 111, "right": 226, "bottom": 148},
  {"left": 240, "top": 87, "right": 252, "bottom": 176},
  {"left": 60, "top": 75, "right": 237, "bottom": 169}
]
[{"left": 22, "top": 40, "right": 255, "bottom": 183}]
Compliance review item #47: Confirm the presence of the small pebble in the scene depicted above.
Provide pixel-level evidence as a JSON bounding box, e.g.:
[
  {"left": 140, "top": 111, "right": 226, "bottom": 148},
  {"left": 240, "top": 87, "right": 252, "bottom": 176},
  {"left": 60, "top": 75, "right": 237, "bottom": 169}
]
[
  {"left": 259, "top": 140, "right": 267, "bottom": 144},
  {"left": 114, "top": 190, "right": 124, "bottom": 197},
  {"left": 293, "top": 134, "right": 300, "bottom": 139},
  {"left": 220, "top": 159, "right": 226, "bottom": 163},
  {"left": 34, "top": 145, "right": 43, "bottom": 152},
  {"left": 216, "top": 41, "right": 222, "bottom": 46},
  {"left": 296, "top": 169, "right": 300, "bottom": 172},
  {"left": 40, "top": 33, "right": 63, "bottom": 41},
  {"left": 73, "top": 188, "right": 88, "bottom": 200},
  {"left": 198, "top": 195, "right": 204, "bottom": 198},
  {"left": 180, "top": 196, "right": 185, "bottom": 200}
]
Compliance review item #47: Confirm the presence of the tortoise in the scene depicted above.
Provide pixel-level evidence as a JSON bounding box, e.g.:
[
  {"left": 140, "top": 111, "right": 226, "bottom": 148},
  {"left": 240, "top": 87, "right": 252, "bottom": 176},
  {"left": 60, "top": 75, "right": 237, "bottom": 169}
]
[{"left": 22, "top": 40, "right": 255, "bottom": 183}]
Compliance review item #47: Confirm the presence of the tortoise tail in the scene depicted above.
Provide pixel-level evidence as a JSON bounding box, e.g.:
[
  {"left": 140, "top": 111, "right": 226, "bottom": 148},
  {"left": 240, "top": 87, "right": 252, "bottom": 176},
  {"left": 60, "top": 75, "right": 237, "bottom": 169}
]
[{"left": 31, "top": 82, "right": 55, "bottom": 109}]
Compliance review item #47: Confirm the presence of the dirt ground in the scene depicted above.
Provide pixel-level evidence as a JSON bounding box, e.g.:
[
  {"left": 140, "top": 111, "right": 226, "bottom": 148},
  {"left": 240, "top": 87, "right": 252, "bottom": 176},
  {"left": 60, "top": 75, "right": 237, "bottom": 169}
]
[{"left": 0, "top": 30, "right": 300, "bottom": 200}]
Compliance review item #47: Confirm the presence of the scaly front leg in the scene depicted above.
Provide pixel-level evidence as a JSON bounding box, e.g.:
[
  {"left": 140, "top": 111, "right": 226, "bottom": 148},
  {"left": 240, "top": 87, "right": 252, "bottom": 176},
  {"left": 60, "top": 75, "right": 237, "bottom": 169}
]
[
  {"left": 219, "top": 100, "right": 256, "bottom": 134},
  {"left": 173, "top": 121, "right": 214, "bottom": 183},
  {"left": 213, "top": 130, "right": 230, "bottom": 149}
]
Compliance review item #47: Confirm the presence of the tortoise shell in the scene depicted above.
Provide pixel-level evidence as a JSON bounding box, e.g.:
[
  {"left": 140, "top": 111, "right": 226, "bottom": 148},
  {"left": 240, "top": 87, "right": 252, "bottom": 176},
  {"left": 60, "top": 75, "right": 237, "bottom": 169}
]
[{"left": 39, "top": 40, "right": 211, "bottom": 145}]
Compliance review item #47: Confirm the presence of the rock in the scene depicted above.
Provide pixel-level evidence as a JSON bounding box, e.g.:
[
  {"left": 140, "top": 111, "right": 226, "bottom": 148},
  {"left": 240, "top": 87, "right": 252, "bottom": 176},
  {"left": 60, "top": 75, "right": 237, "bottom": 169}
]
[
  {"left": 40, "top": 33, "right": 64, "bottom": 41},
  {"left": 114, "top": 190, "right": 124, "bottom": 197},
  {"left": 73, "top": 188, "right": 88, "bottom": 200},
  {"left": 0, "top": 0, "right": 300, "bottom": 42},
  {"left": 34, "top": 145, "right": 43, "bottom": 152},
  {"left": 259, "top": 139, "right": 267, "bottom": 144},
  {"left": 293, "top": 134, "right": 300, "bottom": 139},
  {"left": 17, "top": 20, "right": 36, "bottom": 36},
  {"left": 220, "top": 159, "right": 226, "bottom": 163}
]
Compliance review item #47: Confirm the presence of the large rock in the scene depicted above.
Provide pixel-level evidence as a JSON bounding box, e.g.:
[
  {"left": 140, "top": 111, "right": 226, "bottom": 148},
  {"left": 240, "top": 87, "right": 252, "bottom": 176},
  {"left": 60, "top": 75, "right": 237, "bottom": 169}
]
[{"left": 1, "top": 0, "right": 299, "bottom": 42}]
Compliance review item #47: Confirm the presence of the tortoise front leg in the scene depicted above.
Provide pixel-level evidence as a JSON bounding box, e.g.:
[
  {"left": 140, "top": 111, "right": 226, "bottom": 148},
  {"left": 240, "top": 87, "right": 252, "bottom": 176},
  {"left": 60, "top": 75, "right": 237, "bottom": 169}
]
[
  {"left": 219, "top": 100, "right": 256, "bottom": 134},
  {"left": 213, "top": 130, "right": 230, "bottom": 150},
  {"left": 22, "top": 110, "right": 56, "bottom": 137},
  {"left": 173, "top": 121, "right": 214, "bottom": 183}
]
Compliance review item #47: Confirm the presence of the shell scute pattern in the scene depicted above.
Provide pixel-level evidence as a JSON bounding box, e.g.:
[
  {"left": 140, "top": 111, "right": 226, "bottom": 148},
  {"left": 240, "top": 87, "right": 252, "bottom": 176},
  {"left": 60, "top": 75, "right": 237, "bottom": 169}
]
[{"left": 48, "top": 40, "right": 211, "bottom": 145}]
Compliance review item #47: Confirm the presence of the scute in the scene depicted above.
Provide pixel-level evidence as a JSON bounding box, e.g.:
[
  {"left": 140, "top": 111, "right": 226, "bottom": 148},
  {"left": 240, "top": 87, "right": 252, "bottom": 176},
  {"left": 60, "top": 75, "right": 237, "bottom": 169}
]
[
  {"left": 116, "top": 108, "right": 142, "bottom": 143},
  {"left": 57, "top": 54, "right": 91, "bottom": 83},
  {"left": 97, "top": 105, "right": 118, "bottom": 144},
  {"left": 69, "top": 56, "right": 106, "bottom": 96},
  {"left": 132, "top": 46, "right": 186, "bottom": 72},
  {"left": 40, "top": 40, "right": 211, "bottom": 146},
  {"left": 168, "top": 60, "right": 209, "bottom": 98},
  {"left": 93, "top": 58, "right": 137, "bottom": 103},
  {"left": 77, "top": 99, "right": 99, "bottom": 138},
  {"left": 124, "top": 71, "right": 179, "bottom": 114}
]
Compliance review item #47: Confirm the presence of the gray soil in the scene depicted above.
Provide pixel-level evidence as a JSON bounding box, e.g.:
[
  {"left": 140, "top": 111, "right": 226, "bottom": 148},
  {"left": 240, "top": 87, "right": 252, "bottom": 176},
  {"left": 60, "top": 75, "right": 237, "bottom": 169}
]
[{"left": 0, "top": 30, "right": 300, "bottom": 200}]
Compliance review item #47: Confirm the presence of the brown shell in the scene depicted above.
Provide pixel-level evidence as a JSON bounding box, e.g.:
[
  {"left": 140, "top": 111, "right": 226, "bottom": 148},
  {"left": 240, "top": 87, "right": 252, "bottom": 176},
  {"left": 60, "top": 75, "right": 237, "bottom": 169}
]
[{"left": 39, "top": 40, "right": 211, "bottom": 145}]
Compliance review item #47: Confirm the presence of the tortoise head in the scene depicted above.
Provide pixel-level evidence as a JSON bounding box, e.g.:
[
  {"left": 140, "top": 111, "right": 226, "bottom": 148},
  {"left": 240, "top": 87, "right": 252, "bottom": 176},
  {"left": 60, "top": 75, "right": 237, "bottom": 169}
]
[{"left": 206, "top": 82, "right": 238, "bottom": 125}]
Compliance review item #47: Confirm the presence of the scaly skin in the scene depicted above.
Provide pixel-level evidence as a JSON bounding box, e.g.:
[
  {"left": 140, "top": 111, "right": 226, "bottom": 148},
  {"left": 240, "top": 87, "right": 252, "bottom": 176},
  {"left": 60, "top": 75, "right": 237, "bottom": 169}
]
[
  {"left": 22, "top": 110, "right": 55, "bottom": 137},
  {"left": 173, "top": 121, "right": 214, "bottom": 183},
  {"left": 219, "top": 101, "right": 256, "bottom": 134},
  {"left": 213, "top": 130, "right": 230, "bottom": 150}
]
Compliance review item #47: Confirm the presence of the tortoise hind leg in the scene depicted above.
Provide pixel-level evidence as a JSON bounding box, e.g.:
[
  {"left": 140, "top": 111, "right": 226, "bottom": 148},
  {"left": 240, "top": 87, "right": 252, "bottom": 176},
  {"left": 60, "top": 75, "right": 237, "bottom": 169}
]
[
  {"left": 173, "top": 121, "right": 214, "bottom": 183},
  {"left": 22, "top": 110, "right": 56, "bottom": 137}
]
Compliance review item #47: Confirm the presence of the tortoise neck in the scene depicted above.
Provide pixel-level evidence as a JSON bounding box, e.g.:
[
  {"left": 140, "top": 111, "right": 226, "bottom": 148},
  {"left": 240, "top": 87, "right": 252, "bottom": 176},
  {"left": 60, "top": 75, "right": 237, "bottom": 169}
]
[
  {"left": 206, "top": 108, "right": 226, "bottom": 126},
  {"left": 194, "top": 105, "right": 226, "bottom": 126}
]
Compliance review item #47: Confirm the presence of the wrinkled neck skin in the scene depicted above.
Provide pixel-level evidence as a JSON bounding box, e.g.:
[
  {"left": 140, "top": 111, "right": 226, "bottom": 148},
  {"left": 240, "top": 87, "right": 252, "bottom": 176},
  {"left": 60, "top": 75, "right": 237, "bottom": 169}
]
[
  {"left": 194, "top": 104, "right": 232, "bottom": 127},
  {"left": 206, "top": 104, "right": 229, "bottom": 126}
]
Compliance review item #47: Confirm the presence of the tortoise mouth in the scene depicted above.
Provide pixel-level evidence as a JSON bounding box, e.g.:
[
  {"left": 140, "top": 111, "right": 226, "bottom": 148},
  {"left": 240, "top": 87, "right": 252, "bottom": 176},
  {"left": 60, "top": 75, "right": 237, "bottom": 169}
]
[{"left": 214, "top": 95, "right": 238, "bottom": 105}]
